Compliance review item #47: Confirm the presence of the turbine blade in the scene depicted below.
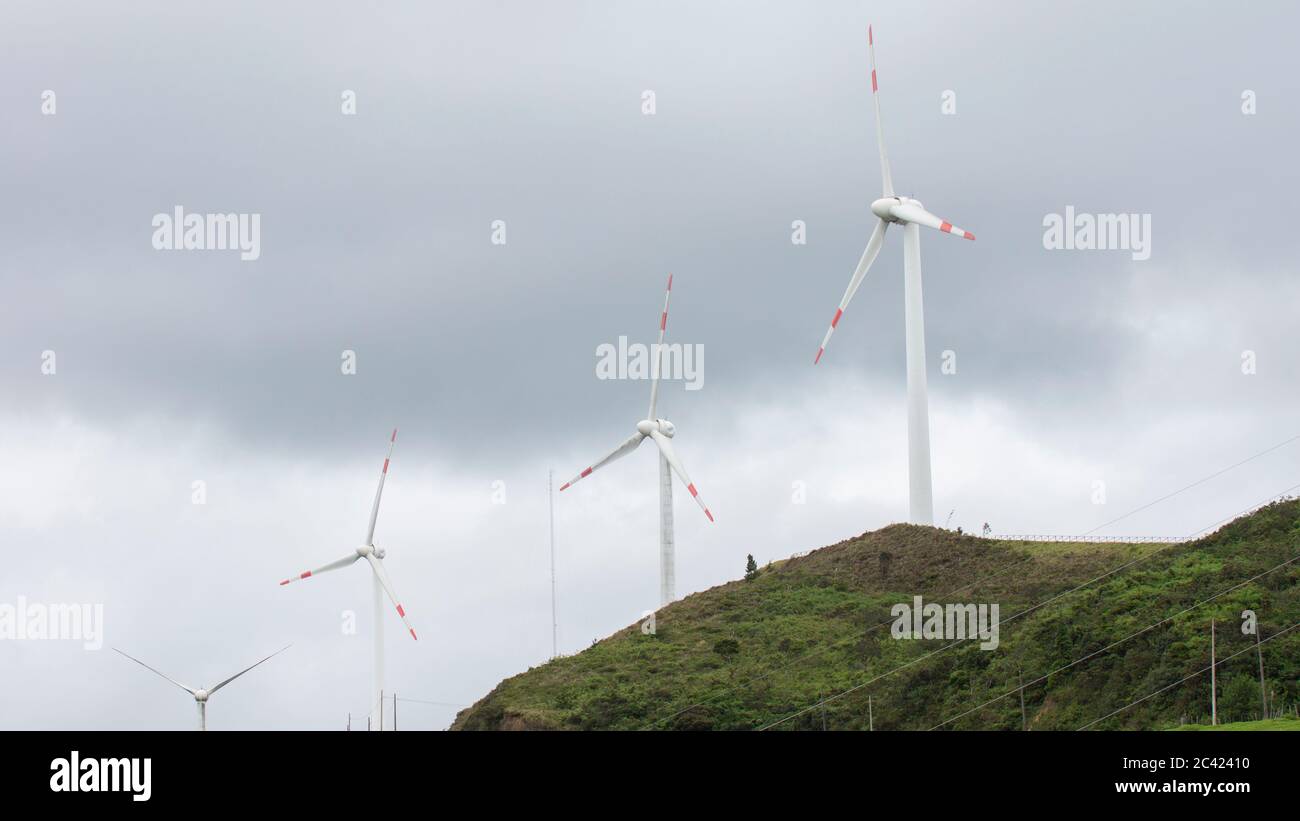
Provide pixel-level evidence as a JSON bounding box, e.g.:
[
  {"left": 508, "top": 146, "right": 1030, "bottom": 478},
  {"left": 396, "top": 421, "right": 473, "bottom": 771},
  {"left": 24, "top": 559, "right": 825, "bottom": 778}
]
[
  {"left": 113, "top": 648, "right": 197, "bottom": 695},
  {"left": 815, "top": 218, "right": 889, "bottom": 364},
  {"left": 868, "top": 25, "right": 894, "bottom": 197},
  {"left": 207, "top": 644, "right": 291, "bottom": 696},
  {"left": 647, "top": 273, "right": 673, "bottom": 420},
  {"left": 279, "top": 552, "right": 359, "bottom": 586},
  {"left": 558, "top": 432, "right": 645, "bottom": 492},
  {"left": 648, "top": 430, "right": 713, "bottom": 522},
  {"left": 365, "top": 553, "right": 418, "bottom": 640},
  {"left": 365, "top": 428, "right": 398, "bottom": 546},
  {"left": 891, "top": 203, "right": 975, "bottom": 240}
]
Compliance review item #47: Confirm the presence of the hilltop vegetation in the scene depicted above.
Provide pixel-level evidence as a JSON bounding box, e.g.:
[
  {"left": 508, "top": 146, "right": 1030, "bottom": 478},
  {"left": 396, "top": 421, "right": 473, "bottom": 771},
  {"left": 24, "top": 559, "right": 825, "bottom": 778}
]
[{"left": 452, "top": 501, "right": 1300, "bottom": 730}]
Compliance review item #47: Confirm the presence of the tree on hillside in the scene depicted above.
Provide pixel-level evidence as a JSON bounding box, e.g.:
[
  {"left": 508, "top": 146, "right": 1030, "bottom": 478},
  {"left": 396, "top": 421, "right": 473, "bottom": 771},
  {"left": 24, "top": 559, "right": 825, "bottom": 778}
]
[
  {"left": 713, "top": 637, "right": 740, "bottom": 676},
  {"left": 1221, "top": 674, "right": 1260, "bottom": 722},
  {"left": 744, "top": 554, "right": 758, "bottom": 581},
  {"left": 713, "top": 637, "right": 741, "bottom": 680}
]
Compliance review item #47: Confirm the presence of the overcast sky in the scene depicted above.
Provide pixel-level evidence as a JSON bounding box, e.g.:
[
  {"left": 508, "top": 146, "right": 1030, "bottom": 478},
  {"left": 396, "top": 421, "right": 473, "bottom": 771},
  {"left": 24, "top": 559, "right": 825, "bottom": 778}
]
[{"left": 2, "top": 0, "right": 1298, "bottom": 730}]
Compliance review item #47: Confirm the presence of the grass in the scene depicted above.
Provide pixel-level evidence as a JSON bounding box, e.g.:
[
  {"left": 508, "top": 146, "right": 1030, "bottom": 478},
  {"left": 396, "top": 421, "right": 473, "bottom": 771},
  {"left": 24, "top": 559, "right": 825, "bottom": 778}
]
[
  {"left": 1173, "top": 716, "right": 1300, "bottom": 731},
  {"left": 453, "top": 500, "right": 1300, "bottom": 730}
]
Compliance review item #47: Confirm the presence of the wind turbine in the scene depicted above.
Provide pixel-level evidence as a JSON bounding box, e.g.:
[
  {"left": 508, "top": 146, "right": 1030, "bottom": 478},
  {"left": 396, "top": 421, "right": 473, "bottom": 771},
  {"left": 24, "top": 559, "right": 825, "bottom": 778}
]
[
  {"left": 560, "top": 274, "right": 713, "bottom": 607},
  {"left": 814, "top": 25, "right": 975, "bottom": 526},
  {"left": 279, "top": 429, "right": 416, "bottom": 731},
  {"left": 113, "top": 645, "right": 290, "bottom": 730}
]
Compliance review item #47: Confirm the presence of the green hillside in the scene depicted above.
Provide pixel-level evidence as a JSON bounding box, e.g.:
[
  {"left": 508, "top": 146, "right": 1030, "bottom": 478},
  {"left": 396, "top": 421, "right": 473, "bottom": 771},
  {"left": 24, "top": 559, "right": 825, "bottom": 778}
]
[{"left": 452, "top": 500, "right": 1300, "bottom": 730}]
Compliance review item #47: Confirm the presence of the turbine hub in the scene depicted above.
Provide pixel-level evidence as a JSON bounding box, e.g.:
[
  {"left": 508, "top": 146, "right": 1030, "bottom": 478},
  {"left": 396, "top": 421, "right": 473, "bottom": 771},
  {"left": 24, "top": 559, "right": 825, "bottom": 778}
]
[
  {"left": 357, "top": 544, "right": 373, "bottom": 557},
  {"left": 636, "top": 419, "right": 675, "bottom": 438},
  {"left": 871, "top": 197, "right": 900, "bottom": 221},
  {"left": 872, "top": 196, "right": 922, "bottom": 222},
  {"left": 194, "top": 689, "right": 209, "bottom": 702}
]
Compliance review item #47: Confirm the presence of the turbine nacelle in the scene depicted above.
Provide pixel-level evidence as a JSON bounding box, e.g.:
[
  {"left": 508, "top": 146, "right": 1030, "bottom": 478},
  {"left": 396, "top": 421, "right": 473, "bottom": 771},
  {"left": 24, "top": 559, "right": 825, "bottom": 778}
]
[
  {"left": 358, "top": 543, "right": 385, "bottom": 560},
  {"left": 637, "top": 418, "right": 675, "bottom": 438},
  {"left": 193, "top": 689, "right": 209, "bottom": 702}
]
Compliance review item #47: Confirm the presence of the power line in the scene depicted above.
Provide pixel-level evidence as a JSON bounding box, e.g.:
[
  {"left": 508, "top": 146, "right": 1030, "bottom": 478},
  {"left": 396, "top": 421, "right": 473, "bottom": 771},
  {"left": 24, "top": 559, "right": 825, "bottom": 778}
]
[
  {"left": 1076, "top": 434, "right": 1300, "bottom": 537},
  {"left": 927, "top": 551, "right": 1300, "bottom": 729},
  {"left": 1078, "top": 620, "right": 1300, "bottom": 730},
  {"left": 638, "top": 537, "right": 1060, "bottom": 729},
  {"left": 395, "top": 696, "right": 469, "bottom": 708},
  {"left": 641, "top": 474, "right": 1300, "bottom": 730},
  {"left": 970, "top": 437, "right": 1300, "bottom": 575},
  {"left": 1184, "top": 485, "right": 1300, "bottom": 538},
  {"left": 953, "top": 440, "right": 1300, "bottom": 588},
  {"left": 756, "top": 483, "right": 1300, "bottom": 731},
  {"left": 755, "top": 543, "right": 1168, "bottom": 731}
]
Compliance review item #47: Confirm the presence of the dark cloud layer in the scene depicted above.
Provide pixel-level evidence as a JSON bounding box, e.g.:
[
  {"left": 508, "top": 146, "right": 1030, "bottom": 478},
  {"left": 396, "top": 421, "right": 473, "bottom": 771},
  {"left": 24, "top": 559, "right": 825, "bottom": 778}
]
[{"left": 4, "top": 1, "right": 1296, "bottom": 467}]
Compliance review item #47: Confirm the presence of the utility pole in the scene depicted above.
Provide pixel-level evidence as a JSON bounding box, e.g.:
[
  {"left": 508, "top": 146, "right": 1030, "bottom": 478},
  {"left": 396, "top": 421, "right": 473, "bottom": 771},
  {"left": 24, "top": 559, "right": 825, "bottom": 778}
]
[
  {"left": 1018, "top": 670, "right": 1027, "bottom": 731},
  {"left": 1256, "top": 622, "right": 1268, "bottom": 719},
  {"left": 380, "top": 688, "right": 385, "bottom": 732},
  {"left": 1210, "top": 619, "right": 1218, "bottom": 726},
  {"left": 367, "top": 716, "right": 371, "bottom": 731},
  {"left": 549, "top": 469, "right": 558, "bottom": 659},
  {"left": 394, "top": 692, "right": 398, "bottom": 731},
  {"left": 868, "top": 695, "right": 874, "bottom": 731},
  {"left": 347, "top": 713, "right": 351, "bottom": 732}
]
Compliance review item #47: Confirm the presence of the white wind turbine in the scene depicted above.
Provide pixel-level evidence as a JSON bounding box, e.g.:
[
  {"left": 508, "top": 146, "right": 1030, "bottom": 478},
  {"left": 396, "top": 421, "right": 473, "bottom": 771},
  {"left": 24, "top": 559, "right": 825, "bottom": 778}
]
[
  {"left": 279, "top": 429, "right": 417, "bottom": 731},
  {"left": 113, "top": 645, "right": 290, "bottom": 730},
  {"left": 814, "top": 25, "right": 976, "bottom": 526},
  {"left": 560, "top": 275, "right": 713, "bottom": 607}
]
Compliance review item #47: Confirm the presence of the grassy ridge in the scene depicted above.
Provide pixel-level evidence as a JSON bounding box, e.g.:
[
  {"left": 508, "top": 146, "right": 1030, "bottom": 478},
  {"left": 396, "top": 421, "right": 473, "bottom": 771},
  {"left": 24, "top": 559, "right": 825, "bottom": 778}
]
[{"left": 452, "top": 500, "right": 1300, "bottom": 730}]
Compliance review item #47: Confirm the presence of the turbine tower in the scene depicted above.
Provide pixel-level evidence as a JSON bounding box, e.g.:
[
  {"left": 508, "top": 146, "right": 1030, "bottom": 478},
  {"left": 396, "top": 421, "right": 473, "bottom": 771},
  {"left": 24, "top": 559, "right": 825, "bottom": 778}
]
[
  {"left": 279, "top": 429, "right": 417, "bottom": 730},
  {"left": 114, "top": 645, "right": 290, "bottom": 730},
  {"left": 814, "top": 25, "right": 976, "bottom": 526},
  {"left": 560, "top": 275, "right": 713, "bottom": 607}
]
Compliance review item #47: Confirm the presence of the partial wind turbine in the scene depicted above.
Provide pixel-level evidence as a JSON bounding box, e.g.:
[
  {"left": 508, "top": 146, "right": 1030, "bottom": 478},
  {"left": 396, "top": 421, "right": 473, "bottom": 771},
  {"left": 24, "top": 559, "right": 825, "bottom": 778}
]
[
  {"left": 560, "top": 275, "right": 713, "bottom": 607},
  {"left": 814, "top": 25, "right": 976, "bottom": 526},
  {"left": 114, "top": 645, "right": 290, "bottom": 730},
  {"left": 279, "top": 429, "right": 416, "bottom": 731}
]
